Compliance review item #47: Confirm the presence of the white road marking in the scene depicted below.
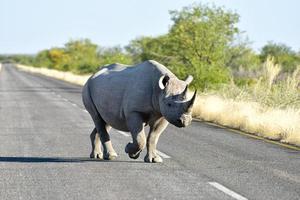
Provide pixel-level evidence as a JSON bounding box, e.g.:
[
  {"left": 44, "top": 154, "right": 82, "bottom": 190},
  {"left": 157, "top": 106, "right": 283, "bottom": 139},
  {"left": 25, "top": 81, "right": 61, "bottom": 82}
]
[
  {"left": 208, "top": 182, "right": 248, "bottom": 200},
  {"left": 117, "top": 131, "right": 130, "bottom": 137},
  {"left": 55, "top": 94, "right": 87, "bottom": 115},
  {"left": 157, "top": 150, "right": 171, "bottom": 158}
]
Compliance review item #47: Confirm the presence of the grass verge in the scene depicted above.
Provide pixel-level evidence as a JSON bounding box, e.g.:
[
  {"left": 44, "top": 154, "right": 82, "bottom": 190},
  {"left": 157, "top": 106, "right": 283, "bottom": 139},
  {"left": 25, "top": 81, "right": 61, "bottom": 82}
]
[
  {"left": 17, "top": 64, "right": 90, "bottom": 86},
  {"left": 192, "top": 94, "right": 300, "bottom": 147}
]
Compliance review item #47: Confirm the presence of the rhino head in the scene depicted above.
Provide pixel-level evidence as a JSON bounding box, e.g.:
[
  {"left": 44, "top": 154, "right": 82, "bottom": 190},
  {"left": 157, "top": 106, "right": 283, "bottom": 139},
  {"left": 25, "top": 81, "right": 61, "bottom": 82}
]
[{"left": 158, "top": 74, "right": 197, "bottom": 128}]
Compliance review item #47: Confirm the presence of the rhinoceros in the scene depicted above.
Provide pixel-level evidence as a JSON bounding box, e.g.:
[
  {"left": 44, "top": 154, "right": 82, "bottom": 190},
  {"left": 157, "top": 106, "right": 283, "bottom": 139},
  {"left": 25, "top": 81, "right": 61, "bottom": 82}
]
[{"left": 82, "top": 60, "right": 196, "bottom": 163}]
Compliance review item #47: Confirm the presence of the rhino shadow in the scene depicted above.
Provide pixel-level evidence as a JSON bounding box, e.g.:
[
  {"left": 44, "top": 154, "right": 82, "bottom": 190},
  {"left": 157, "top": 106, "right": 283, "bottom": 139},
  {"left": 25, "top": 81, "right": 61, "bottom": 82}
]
[{"left": 0, "top": 156, "right": 142, "bottom": 163}]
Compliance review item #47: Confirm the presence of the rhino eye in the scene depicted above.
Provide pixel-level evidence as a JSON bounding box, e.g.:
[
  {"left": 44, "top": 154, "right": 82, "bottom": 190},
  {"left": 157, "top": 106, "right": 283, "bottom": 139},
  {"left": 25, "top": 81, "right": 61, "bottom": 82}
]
[{"left": 167, "top": 103, "right": 172, "bottom": 107}]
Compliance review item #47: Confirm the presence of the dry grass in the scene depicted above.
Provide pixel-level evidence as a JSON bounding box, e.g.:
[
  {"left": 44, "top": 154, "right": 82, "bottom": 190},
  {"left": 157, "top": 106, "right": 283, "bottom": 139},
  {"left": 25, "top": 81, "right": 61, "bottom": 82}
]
[
  {"left": 16, "top": 64, "right": 91, "bottom": 85},
  {"left": 192, "top": 94, "right": 300, "bottom": 146}
]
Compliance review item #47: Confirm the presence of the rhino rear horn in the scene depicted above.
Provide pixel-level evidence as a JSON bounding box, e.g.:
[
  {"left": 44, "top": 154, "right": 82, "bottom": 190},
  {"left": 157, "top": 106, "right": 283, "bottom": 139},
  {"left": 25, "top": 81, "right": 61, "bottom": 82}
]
[
  {"left": 159, "top": 75, "right": 170, "bottom": 90},
  {"left": 186, "top": 90, "right": 197, "bottom": 112},
  {"left": 182, "top": 85, "right": 188, "bottom": 99}
]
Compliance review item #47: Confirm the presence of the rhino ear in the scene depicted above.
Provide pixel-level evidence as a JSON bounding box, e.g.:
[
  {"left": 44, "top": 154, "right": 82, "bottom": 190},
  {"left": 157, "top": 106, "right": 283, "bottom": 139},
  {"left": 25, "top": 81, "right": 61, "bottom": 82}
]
[
  {"left": 158, "top": 75, "right": 170, "bottom": 90},
  {"left": 184, "top": 75, "right": 193, "bottom": 85}
]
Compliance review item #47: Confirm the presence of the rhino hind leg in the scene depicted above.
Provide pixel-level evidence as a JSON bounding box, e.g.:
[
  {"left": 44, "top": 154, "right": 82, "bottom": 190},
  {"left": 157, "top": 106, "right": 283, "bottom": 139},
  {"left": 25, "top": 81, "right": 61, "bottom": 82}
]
[
  {"left": 83, "top": 82, "right": 117, "bottom": 160},
  {"left": 102, "top": 124, "right": 118, "bottom": 160},
  {"left": 94, "top": 121, "right": 117, "bottom": 160},
  {"left": 90, "top": 128, "right": 103, "bottom": 159}
]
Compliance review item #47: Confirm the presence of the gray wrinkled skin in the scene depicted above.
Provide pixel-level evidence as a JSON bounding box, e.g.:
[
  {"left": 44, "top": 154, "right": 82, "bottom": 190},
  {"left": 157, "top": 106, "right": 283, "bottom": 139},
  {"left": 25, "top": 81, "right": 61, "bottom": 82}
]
[{"left": 82, "top": 60, "right": 196, "bottom": 163}]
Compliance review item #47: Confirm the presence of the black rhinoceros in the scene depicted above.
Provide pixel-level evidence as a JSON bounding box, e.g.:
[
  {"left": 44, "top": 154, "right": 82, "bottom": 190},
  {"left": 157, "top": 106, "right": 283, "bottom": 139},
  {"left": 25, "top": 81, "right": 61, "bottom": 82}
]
[{"left": 82, "top": 60, "right": 196, "bottom": 163}]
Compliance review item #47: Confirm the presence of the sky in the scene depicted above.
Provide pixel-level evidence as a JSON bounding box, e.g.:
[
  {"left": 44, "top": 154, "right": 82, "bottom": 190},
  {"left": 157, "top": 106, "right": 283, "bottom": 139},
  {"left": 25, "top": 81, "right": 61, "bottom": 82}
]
[{"left": 1, "top": 0, "right": 300, "bottom": 54}]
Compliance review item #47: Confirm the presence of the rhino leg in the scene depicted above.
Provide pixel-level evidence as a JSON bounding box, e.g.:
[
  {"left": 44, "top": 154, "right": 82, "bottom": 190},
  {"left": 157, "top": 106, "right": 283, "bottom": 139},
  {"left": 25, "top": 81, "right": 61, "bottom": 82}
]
[
  {"left": 144, "top": 118, "right": 169, "bottom": 163},
  {"left": 101, "top": 124, "right": 118, "bottom": 160},
  {"left": 90, "top": 128, "right": 103, "bottom": 159},
  {"left": 97, "top": 123, "right": 118, "bottom": 160},
  {"left": 90, "top": 115, "right": 117, "bottom": 160},
  {"left": 125, "top": 113, "right": 146, "bottom": 159}
]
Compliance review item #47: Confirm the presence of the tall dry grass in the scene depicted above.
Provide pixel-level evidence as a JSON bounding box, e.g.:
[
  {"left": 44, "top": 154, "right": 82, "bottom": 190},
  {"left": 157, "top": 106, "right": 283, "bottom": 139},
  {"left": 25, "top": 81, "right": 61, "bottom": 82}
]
[
  {"left": 16, "top": 64, "right": 90, "bottom": 85},
  {"left": 193, "top": 57, "right": 300, "bottom": 146}
]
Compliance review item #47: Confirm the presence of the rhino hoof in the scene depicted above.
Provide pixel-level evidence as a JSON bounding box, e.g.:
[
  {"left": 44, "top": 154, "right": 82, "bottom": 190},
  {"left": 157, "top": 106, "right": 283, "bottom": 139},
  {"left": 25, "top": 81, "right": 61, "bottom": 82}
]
[
  {"left": 144, "top": 154, "right": 163, "bottom": 163},
  {"left": 103, "top": 152, "right": 118, "bottom": 160},
  {"left": 129, "top": 152, "right": 140, "bottom": 159},
  {"left": 125, "top": 143, "right": 142, "bottom": 159},
  {"left": 153, "top": 156, "right": 163, "bottom": 163},
  {"left": 90, "top": 152, "right": 103, "bottom": 159}
]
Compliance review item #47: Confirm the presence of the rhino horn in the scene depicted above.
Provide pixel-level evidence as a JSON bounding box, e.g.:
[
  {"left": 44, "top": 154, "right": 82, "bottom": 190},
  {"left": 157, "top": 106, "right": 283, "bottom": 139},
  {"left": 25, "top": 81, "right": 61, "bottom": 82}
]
[
  {"left": 184, "top": 75, "right": 193, "bottom": 85},
  {"left": 181, "top": 85, "right": 188, "bottom": 99},
  {"left": 185, "top": 90, "right": 197, "bottom": 113}
]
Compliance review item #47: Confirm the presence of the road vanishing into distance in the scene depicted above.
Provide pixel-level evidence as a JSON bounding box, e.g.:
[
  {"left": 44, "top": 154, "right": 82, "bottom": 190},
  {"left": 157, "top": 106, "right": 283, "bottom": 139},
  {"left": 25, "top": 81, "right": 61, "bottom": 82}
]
[{"left": 0, "top": 64, "right": 299, "bottom": 200}]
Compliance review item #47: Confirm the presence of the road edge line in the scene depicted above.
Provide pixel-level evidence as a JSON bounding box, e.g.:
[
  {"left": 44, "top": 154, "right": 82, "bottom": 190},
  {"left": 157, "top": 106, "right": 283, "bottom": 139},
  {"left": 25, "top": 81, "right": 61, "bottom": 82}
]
[{"left": 193, "top": 118, "right": 300, "bottom": 151}]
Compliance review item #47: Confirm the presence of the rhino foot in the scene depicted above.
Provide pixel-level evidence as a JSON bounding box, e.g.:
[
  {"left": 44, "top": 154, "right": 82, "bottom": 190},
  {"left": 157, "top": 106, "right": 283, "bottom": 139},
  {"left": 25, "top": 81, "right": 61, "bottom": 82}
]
[
  {"left": 90, "top": 151, "right": 103, "bottom": 159},
  {"left": 128, "top": 152, "right": 141, "bottom": 159},
  {"left": 103, "top": 151, "right": 118, "bottom": 160},
  {"left": 144, "top": 153, "right": 163, "bottom": 163},
  {"left": 125, "top": 143, "right": 141, "bottom": 159}
]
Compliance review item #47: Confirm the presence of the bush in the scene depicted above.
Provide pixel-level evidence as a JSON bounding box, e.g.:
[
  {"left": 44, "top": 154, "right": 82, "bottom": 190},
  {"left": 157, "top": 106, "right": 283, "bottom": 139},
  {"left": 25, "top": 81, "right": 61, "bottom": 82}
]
[
  {"left": 260, "top": 42, "right": 300, "bottom": 72},
  {"left": 213, "top": 57, "right": 300, "bottom": 109}
]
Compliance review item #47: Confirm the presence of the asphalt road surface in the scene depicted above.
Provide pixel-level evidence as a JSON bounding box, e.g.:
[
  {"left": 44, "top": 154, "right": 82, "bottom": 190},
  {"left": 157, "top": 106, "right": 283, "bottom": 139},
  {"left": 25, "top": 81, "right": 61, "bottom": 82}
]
[{"left": 0, "top": 64, "right": 299, "bottom": 200}]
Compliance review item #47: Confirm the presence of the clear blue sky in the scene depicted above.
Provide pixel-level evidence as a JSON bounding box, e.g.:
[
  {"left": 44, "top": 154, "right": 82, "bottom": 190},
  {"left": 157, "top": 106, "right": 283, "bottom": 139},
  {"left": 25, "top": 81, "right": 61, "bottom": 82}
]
[{"left": 1, "top": 0, "right": 300, "bottom": 54}]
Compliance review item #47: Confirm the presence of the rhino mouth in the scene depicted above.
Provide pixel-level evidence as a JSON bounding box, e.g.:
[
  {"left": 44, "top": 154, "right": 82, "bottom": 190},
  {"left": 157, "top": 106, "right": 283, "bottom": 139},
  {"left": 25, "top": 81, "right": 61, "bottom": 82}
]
[{"left": 171, "top": 116, "right": 192, "bottom": 128}]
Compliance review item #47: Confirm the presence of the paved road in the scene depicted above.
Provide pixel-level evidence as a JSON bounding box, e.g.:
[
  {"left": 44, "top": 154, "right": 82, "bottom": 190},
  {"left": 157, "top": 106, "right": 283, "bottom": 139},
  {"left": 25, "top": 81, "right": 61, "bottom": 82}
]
[{"left": 0, "top": 64, "right": 299, "bottom": 200}]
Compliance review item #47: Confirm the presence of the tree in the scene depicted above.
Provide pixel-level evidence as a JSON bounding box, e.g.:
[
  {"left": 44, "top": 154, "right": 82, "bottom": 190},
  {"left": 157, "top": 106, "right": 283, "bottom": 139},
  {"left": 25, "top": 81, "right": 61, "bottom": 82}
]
[
  {"left": 125, "top": 35, "right": 167, "bottom": 63},
  {"left": 167, "top": 4, "right": 240, "bottom": 88},
  {"left": 226, "top": 41, "right": 260, "bottom": 70},
  {"left": 127, "top": 4, "right": 240, "bottom": 89},
  {"left": 64, "top": 39, "right": 100, "bottom": 74},
  {"left": 4, "top": 54, "right": 35, "bottom": 65},
  {"left": 35, "top": 50, "right": 53, "bottom": 68},
  {"left": 0, "top": 55, "right": 6, "bottom": 62},
  {"left": 98, "top": 46, "right": 133, "bottom": 66},
  {"left": 260, "top": 42, "right": 300, "bottom": 72}
]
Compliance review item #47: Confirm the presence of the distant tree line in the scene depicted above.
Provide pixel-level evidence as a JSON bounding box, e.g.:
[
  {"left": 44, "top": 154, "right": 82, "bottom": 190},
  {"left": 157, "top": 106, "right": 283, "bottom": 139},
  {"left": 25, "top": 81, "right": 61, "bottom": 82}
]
[{"left": 2, "top": 3, "right": 300, "bottom": 90}]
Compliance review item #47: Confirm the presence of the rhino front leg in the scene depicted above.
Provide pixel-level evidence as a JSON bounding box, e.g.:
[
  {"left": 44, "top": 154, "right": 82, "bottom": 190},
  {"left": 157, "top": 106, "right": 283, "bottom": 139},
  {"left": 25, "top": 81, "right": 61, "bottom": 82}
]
[
  {"left": 125, "top": 113, "right": 146, "bottom": 159},
  {"left": 144, "top": 118, "right": 169, "bottom": 163},
  {"left": 90, "top": 128, "right": 103, "bottom": 159}
]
